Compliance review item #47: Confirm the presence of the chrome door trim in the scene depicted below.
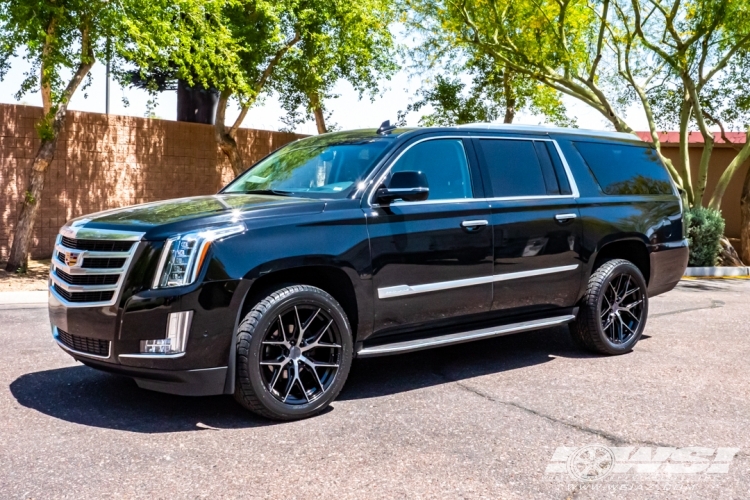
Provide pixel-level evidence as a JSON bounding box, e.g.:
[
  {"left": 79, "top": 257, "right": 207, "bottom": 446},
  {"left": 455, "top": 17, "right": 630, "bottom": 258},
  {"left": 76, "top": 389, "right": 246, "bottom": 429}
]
[
  {"left": 377, "top": 264, "right": 579, "bottom": 299},
  {"left": 357, "top": 314, "right": 576, "bottom": 357}
]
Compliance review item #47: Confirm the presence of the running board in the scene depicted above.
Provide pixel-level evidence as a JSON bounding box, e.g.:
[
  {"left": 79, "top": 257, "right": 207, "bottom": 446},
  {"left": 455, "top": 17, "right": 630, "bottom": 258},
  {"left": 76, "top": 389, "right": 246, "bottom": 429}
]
[{"left": 357, "top": 315, "right": 576, "bottom": 358}]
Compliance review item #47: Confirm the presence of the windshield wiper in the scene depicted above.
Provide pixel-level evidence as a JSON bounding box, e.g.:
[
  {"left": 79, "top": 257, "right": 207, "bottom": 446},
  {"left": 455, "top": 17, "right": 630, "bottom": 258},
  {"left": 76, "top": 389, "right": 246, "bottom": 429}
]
[{"left": 243, "top": 189, "right": 294, "bottom": 197}]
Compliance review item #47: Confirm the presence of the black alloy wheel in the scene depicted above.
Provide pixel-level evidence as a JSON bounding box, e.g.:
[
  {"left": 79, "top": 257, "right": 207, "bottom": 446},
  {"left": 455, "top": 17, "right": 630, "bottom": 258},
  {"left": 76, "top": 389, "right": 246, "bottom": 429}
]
[
  {"left": 570, "top": 258, "right": 649, "bottom": 355},
  {"left": 234, "top": 285, "right": 353, "bottom": 420},
  {"left": 260, "top": 304, "right": 342, "bottom": 405},
  {"left": 600, "top": 272, "right": 644, "bottom": 345}
]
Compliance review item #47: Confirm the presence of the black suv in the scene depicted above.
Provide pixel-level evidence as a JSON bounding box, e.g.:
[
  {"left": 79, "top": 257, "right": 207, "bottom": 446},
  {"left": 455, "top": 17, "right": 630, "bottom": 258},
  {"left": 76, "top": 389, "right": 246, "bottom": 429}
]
[{"left": 49, "top": 124, "right": 688, "bottom": 420}]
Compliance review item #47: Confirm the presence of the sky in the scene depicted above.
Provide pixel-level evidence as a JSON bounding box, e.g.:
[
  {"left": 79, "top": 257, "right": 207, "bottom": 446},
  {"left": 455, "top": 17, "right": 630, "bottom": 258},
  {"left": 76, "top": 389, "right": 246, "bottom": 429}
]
[{"left": 0, "top": 44, "right": 651, "bottom": 135}]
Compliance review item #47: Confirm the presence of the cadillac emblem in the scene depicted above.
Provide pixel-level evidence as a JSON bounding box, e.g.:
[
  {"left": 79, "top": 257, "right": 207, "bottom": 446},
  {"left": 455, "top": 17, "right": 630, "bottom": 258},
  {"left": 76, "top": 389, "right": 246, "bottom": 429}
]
[{"left": 64, "top": 252, "right": 80, "bottom": 267}]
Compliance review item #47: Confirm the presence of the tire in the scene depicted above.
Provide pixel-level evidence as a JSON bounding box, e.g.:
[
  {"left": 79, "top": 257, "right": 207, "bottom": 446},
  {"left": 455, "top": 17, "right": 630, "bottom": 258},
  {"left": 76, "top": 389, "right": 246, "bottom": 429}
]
[
  {"left": 234, "top": 285, "right": 353, "bottom": 420},
  {"left": 570, "top": 258, "right": 649, "bottom": 355}
]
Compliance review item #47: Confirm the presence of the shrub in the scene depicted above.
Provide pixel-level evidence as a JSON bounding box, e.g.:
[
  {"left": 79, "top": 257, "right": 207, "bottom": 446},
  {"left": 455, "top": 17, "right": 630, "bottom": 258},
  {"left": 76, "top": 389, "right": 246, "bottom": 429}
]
[{"left": 685, "top": 207, "right": 725, "bottom": 267}]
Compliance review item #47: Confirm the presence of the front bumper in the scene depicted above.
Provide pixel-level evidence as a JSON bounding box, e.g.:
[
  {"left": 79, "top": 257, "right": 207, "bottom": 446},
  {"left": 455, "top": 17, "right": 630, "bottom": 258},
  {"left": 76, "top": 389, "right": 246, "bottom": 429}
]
[
  {"left": 52, "top": 325, "right": 229, "bottom": 396},
  {"left": 49, "top": 276, "right": 246, "bottom": 397}
]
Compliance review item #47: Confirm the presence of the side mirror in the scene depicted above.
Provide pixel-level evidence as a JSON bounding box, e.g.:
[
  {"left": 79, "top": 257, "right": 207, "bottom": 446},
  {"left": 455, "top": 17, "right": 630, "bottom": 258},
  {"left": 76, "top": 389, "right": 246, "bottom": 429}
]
[{"left": 375, "top": 171, "right": 429, "bottom": 204}]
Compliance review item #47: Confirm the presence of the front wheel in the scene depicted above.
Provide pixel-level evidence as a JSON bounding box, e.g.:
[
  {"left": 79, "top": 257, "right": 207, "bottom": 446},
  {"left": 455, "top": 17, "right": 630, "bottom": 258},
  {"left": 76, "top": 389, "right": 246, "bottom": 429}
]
[
  {"left": 570, "top": 258, "right": 648, "bottom": 355},
  {"left": 234, "top": 285, "right": 353, "bottom": 420}
]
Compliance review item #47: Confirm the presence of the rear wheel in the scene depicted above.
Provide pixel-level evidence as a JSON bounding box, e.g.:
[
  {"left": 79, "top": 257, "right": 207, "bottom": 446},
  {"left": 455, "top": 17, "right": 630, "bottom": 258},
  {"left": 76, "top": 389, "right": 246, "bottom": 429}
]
[
  {"left": 570, "top": 259, "right": 648, "bottom": 355},
  {"left": 234, "top": 285, "right": 353, "bottom": 420}
]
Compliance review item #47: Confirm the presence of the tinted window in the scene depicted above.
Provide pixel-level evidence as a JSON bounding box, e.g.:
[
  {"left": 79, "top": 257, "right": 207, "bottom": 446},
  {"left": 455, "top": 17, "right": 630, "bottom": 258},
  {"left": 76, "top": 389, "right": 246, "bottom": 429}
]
[
  {"left": 391, "top": 139, "right": 472, "bottom": 200},
  {"left": 478, "top": 139, "right": 553, "bottom": 197},
  {"left": 573, "top": 142, "right": 673, "bottom": 195},
  {"left": 223, "top": 136, "right": 391, "bottom": 199}
]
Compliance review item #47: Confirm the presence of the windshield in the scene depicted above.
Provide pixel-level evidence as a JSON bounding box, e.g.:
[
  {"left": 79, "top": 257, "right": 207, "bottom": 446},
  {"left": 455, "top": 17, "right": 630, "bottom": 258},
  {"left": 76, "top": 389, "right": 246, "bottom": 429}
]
[{"left": 223, "top": 135, "right": 392, "bottom": 199}]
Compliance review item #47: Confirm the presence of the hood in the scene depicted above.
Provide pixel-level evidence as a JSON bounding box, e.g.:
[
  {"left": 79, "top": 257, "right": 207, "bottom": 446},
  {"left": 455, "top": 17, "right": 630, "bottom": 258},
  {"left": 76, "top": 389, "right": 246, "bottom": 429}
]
[{"left": 68, "top": 194, "right": 326, "bottom": 239}]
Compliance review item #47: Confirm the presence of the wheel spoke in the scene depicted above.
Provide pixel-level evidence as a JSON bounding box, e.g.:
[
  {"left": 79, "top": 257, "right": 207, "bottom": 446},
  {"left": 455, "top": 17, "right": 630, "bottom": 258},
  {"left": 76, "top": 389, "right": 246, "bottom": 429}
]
[
  {"left": 300, "top": 356, "right": 325, "bottom": 391},
  {"left": 268, "top": 361, "right": 288, "bottom": 392},
  {"left": 302, "top": 319, "right": 334, "bottom": 352},
  {"left": 621, "top": 285, "right": 640, "bottom": 300},
  {"left": 621, "top": 318, "right": 637, "bottom": 335},
  {"left": 621, "top": 299, "right": 642, "bottom": 311},
  {"left": 282, "top": 365, "right": 296, "bottom": 403}
]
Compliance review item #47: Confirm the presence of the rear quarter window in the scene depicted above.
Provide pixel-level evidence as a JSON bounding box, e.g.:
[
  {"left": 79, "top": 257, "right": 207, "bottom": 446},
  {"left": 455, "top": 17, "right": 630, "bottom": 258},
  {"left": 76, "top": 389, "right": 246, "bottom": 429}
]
[{"left": 573, "top": 141, "right": 674, "bottom": 195}]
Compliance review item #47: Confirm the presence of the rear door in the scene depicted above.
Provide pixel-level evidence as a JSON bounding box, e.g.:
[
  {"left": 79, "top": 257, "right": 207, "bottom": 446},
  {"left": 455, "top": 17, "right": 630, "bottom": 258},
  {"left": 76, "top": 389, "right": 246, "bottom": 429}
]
[
  {"left": 366, "top": 136, "right": 494, "bottom": 333},
  {"left": 473, "top": 136, "right": 583, "bottom": 314}
]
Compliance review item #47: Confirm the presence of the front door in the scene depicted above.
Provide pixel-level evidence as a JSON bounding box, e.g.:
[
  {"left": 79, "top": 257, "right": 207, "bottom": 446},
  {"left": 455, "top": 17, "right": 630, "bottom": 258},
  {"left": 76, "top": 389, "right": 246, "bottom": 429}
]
[
  {"left": 366, "top": 137, "right": 494, "bottom": 334},
  {"left": 472, "top": 137, "right": 584, "bottom": 315}
]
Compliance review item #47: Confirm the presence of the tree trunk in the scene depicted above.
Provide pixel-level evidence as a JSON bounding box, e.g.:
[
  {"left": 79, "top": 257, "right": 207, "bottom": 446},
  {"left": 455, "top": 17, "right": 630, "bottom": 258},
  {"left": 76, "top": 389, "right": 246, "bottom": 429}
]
[
  {"left": 741, "top": 163, "right": 750, "bottom": 265},
  {"left": 5, "top": 53, "right": 93, "bottom": 271},
  {"left": 503, "top": 69, "right": 516, "bottom": 123},
  {"left": 214, "top": 90, "right": 248, "bottom": 177},
  {"left": 309, "top": 91, "right": 327, "bottom": 134},
  {"left": 5, "top": 140, "right": 57, "bottom": 271}
]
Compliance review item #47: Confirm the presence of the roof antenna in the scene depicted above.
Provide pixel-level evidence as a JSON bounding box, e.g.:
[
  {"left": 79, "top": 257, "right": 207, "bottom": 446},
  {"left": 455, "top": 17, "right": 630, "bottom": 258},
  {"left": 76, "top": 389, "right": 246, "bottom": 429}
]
[{"left": 377, "top": 120, "right": 397, "bottom": 135}]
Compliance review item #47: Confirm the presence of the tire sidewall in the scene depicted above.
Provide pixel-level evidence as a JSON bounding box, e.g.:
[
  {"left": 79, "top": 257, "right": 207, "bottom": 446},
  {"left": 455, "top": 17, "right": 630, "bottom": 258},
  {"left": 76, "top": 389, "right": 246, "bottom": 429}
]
[
  {"left": 595, "top": 261, "right": 649, "bottom": 353},
  {"left": 241, "top": 288, "right": 353, "bottom": 420}
]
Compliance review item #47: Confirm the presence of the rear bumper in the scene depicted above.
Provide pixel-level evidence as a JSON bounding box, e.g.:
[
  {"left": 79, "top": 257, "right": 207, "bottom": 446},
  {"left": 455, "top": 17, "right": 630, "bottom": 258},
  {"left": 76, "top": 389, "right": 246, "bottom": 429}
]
[{"left": 648, "top": 238, "right": 689, "bottom": 297}]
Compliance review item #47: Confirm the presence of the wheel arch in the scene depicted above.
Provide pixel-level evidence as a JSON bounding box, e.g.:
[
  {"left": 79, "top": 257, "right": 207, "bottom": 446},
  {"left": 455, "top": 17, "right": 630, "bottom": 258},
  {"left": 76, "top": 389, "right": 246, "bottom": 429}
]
[{"left": 591, "top": 238, "right": 651, "bottom": 285}]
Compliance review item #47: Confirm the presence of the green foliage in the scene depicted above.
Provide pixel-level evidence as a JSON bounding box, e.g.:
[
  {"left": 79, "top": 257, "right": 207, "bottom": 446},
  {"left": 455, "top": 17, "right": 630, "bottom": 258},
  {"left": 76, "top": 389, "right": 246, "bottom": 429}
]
[
  {"left": 0, "top": 0, "right": 244, "bottom": 115},
  {"left": 685, "top": 207, "right": 725, "bottom": 267},
  {"left": 404, "top": 0, "right": 750, "bottom": 209},
  {"left": 397, "top": 75, "right": 501, "bottom": 126},
  {"left": 273, "top": 0, "right": 398, "bottom": 132},
  {"left": 23, "top": 190, "right": 35, "bottom": 205},
  {"left": 403, "top": 1, "right": 575, "bottom": 126}
]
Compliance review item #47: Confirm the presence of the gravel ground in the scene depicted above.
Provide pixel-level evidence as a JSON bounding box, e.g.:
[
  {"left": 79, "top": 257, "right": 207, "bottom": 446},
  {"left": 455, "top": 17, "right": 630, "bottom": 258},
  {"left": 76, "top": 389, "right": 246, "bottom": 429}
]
[
  {"left": 1, "top": 280, "right": 749, "bottom": 499},
  {"left": 0, "top": 260, "right": 50, "bottom": 292}
]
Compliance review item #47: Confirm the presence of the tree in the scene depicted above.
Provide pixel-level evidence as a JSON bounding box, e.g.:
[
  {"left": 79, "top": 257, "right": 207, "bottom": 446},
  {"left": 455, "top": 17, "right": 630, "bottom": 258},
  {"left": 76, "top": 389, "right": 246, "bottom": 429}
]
[
  {"left": 213, "top": 0, "right": 397, "bottom": 173},
  {"left": 407, "top": 0, "right": 750, "bottom": 255},
  {"left": 396, "top": 69, "right": 573, "bottom": 127},
  {"left": 274, "top": 0, "right": 397, "bottom": 134},
  {"left": 404, "top": 1, "right": 576, "bottom": 127},
  {"left": 0, "top": 0, "right": 241, "bottom": 271}
]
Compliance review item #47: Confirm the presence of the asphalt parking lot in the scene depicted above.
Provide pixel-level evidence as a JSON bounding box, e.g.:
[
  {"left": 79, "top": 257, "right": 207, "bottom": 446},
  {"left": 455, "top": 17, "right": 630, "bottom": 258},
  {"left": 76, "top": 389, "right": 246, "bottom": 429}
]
[{"left": 1, "top": 280, "right": 749, "bottom": 499}]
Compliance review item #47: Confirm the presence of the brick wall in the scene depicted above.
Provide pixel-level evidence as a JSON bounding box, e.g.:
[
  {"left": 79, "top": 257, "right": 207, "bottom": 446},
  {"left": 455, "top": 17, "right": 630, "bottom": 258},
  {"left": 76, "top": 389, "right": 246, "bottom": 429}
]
[{"left": 0, "top": 104, "right": 304, "bottom": 259}]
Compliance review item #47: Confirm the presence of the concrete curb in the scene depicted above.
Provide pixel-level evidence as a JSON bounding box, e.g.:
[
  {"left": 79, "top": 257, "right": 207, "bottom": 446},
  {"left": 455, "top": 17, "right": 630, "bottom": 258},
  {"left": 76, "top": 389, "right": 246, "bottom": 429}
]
[
  {"left": 0, "top": 291, "right": 48, "bottom": 305},
  {"left": 684, "top": 266, "right": 750, "bottom": 277}
]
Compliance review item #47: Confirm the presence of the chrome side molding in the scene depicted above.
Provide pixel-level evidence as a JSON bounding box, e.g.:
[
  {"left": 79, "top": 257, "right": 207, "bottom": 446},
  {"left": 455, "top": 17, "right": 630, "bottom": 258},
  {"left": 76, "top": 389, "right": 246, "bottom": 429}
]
[
  {"left": 357, "top": 314, "right": 576, "bottom": 357},
  {"left": 377, "top": 264, "right": 579, "bottom": 299}
]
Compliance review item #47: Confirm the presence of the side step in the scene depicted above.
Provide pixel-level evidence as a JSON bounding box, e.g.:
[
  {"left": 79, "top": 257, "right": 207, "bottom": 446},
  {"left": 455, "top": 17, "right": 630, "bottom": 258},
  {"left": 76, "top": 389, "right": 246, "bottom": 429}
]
[{"left": 356, "top": 315, "right": 576, "bottom": 358}]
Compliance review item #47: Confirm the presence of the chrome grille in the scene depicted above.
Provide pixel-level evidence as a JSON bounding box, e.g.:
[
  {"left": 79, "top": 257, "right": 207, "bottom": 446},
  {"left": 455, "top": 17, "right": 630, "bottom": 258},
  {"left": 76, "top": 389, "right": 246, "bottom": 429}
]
[
  {"left": 54, "top": 268, "right": 119, "bottom": 286},
  {"left": 60, "top": 236, "right": 134, "bottom": 252},
  {"left": 50, "top": 227, "right": 144, "bottom": 307}
]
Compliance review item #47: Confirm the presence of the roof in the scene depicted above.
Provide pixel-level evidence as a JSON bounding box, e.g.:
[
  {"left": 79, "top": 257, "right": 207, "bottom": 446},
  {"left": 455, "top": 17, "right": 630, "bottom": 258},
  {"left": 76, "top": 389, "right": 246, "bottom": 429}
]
[
  {"left": 635, "top": 131, "right": 747, "bottom": 145},
  {"left": 456, "top": 123, "right": 642, "bottom": 142}
]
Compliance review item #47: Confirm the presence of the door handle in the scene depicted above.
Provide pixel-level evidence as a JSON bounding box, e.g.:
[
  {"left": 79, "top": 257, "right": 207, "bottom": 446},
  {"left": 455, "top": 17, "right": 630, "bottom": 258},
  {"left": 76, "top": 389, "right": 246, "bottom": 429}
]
[
  {"left": 555, "top": 213, "right": 577, "bottom": 223},
  {"left": 461, "top": 220, "right": 488, "bottom": 229}
]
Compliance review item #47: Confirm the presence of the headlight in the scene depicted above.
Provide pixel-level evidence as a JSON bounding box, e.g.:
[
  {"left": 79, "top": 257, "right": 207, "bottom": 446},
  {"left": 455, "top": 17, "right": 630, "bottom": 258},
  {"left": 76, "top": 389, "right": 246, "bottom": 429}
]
[{"left": 152, "top": 224, "right": 245, "bottom": 289}]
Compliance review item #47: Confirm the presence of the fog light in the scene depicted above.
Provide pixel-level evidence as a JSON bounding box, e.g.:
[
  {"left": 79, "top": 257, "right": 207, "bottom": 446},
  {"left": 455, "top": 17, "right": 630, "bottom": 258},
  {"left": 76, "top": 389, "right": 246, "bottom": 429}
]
[{"left": 140, "top": 311, "right": 193, "bottom": 354}]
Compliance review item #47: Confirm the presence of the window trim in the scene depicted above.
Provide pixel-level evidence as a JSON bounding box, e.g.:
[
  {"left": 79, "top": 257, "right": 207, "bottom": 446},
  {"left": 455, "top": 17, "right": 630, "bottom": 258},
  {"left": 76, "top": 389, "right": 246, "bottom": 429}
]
[
  {"left": 473, "top": 136, "right": 580, "bottom": 200},
  {"left": 366, "top": 135, "right": 477, "bottom": 207},
  {"left": 366, "top": 135, "right": 580, "bottom": 207}
]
